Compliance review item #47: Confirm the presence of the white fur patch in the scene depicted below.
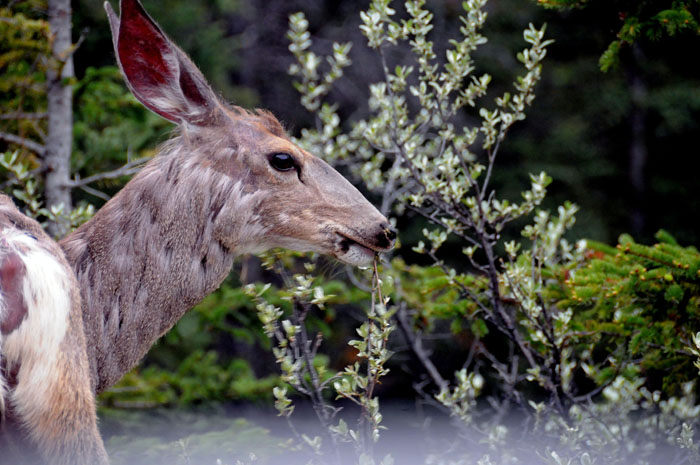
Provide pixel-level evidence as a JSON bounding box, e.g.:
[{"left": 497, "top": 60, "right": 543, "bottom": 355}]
[{"left": 0, "top": 228, "right": 72, "bottom": 434}]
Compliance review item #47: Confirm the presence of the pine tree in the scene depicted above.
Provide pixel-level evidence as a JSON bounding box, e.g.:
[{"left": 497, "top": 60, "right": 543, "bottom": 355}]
[
  {"left": 537, "top": 0, "right": 700, "bottom": 71},
  {"left": 560, "top": 230, "right": 700, "bottom": 395}
]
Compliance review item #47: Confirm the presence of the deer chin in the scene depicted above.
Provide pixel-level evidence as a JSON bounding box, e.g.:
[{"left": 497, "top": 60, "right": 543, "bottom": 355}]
[{"left": 333, "top": 233, "right": 381, "bottom": 266}]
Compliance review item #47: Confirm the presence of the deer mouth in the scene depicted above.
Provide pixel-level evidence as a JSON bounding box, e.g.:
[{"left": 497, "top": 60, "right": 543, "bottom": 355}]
[{"left": 334, "top": 232, "right": 387, "bottom": 266}]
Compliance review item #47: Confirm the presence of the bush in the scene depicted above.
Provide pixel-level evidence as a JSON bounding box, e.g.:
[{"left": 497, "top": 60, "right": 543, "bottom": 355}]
[{"left": 243, "top": 0, "right": 700, "bottom": 463}]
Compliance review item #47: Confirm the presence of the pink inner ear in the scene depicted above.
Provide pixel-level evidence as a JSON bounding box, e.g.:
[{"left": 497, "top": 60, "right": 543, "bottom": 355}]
[
  {"left": 0, "top": 252, "right": 27, "bottom": 335},
  {"left": 117, "top": 0, "right": 180, "bottom": 121},
  {"left": 179, "top": 63, "right": 209, "bottom": 109}
]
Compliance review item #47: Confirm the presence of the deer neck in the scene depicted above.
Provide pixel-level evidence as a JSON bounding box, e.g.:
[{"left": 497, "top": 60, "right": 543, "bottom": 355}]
[{"left": 61, "top": 142, "right": 261, "bottom": 393}]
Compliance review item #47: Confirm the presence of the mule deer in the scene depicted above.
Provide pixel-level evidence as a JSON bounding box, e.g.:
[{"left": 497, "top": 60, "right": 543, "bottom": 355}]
[{"left": 1, "top": 0, "right": 394, "bottom": 462}]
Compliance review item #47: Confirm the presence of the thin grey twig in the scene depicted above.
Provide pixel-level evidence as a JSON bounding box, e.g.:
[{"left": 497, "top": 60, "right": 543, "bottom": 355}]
[
  {"left": 79, "top": 184, "right": 110, "bottom": 201},
  {"left": 345, "top": 265, "right": 372, "bottom": 292},
  {"left": 67, "top": 156, "right": 150, "bottom": 187},
  {"left": 395, "top": 303, "right": 448, "bottom": 392},
  {"left": 0, "top": 132, "right": 46, "bottom": 156},
  {"left": 0, "top": 112, "right": 47, "bottom": 120}
]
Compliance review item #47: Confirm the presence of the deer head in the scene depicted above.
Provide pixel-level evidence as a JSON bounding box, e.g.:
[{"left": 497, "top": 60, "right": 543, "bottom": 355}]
[{"left": 103, "top": 0, "right": 395, "bottom": 266}]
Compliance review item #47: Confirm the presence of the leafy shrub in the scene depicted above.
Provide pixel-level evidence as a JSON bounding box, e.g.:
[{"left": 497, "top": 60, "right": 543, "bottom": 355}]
[{"left": 252, "top": 0, "right": 700, "bottom": 463}]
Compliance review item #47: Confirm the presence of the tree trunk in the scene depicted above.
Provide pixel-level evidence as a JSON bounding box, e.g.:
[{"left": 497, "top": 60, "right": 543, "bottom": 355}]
[
  {"left": 45, "top": 0, "right": 74, "bottom": 238},
  {"left": 627, "top": 45, "right": 647, "bottom": 237}
]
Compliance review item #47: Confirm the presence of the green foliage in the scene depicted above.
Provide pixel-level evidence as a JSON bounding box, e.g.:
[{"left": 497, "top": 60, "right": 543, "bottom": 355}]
[
  {"left": 100, "top": 351, "right": 279, "bottom": 408},
  {"left": 0, "top": 1, "right": 49, "bottom": 156},
  {"left": 151, "top": 282, "right": 267, "bottom": 362},
  {"left": 248, "top": 253, "right": 395, "bottom": 462},
  {"left": 286, "top": 0, "right": 700, "bottom": 463},
  {"left": 1, "top": 151, "right": 95, "bottom": 229},
  {"left": 72, "top": 66, "right": 171, "bottom": 180},
  {"left": 334, "top": 262, "right": 394, "bottom": 447},
  {"left": 561, "top": 230, "right": 700, "bottom": 395},
  {"left": 288, "top": 12, "right": 352, "bottom": 113},
  {"left": 536, "top": 0, "right": 700, "bottom": 71},
  {"left": 388, "top": 258, "right": 489, "bottom": 327}
]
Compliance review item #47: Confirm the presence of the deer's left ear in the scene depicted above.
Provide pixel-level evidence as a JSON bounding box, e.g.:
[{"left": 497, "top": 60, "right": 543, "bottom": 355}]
[{"left": 104, "top": 0, "right": 220, "bottom": 125}]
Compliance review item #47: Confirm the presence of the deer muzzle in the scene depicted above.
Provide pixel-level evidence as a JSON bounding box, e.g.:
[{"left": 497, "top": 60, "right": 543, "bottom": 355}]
[{"left": 334, "top": 221, "right": 397, "bottom": 266}]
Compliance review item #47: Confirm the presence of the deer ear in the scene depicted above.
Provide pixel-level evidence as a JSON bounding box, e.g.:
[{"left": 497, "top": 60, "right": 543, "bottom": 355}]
[{"left": 104, "top": 0, "right": 219, "bottom": 125}]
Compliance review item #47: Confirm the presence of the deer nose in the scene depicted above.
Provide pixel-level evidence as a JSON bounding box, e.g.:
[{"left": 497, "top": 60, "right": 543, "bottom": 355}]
[{"left": 376, "top": 222, "right": 397, "bottom": 250}]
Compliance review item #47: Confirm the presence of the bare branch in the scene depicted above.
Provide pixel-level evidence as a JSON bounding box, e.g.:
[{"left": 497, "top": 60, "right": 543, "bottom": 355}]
[
  {"left": 395, "top": 303, "right": 449, "bottom": 392},
  {"left": 66, "top": 157, "right": 150, "bottom": 187},
  {"left": 0, "top": 112, "right": 48, "bottom": 120},
  {"left": 379, "top": 155, "right": 404, "bottom": 215},
  {"left": 345, "top": 265, "right": 372, "bottom": 292},
  {"left": 479, "top": 126, "right": 506, "bottom": 201},
  {"left": 0, "top": 132, "right": 46, "bottom": 156},
  {"left": 79, "top": 184, "right": 111, "bottom": 202}
]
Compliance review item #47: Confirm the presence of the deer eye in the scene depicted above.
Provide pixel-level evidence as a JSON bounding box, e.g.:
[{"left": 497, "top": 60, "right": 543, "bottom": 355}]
[{"left": 269, "top": 153, "right": 296, "bottom": 172}]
